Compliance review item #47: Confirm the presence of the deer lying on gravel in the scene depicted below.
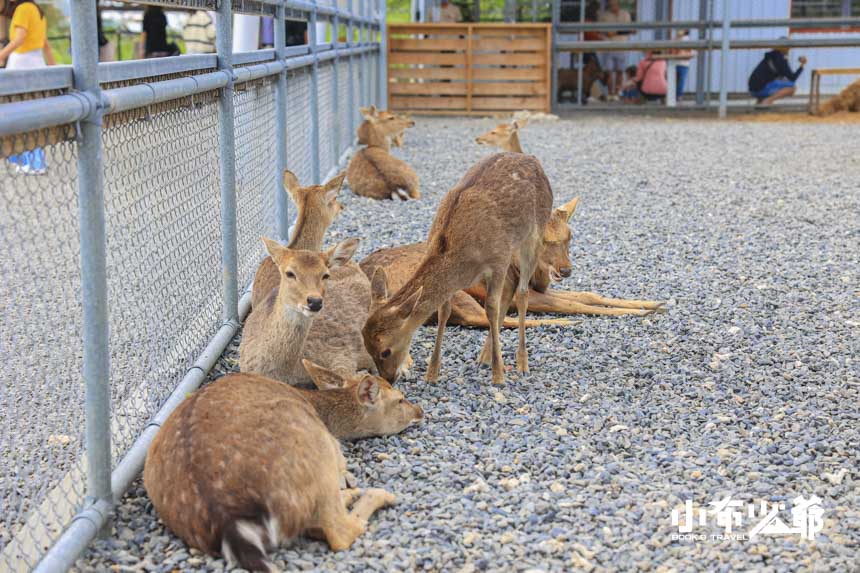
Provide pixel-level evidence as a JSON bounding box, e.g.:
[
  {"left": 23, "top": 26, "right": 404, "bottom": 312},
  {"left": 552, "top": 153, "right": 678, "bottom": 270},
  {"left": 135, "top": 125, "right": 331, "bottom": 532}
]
[
  {"left": 240, "top": 237, "right": 359, "bottom": 382},
  {"left": 347, "top": 107, "right": 420, "bottom": 201},
  {"left": 363, "top": 152, "right": 552, "bottom": 385},
  {"left": 144, "top": 365, "right": 422, "bottom": 572},
  {"left": 357, "top": 105, "right": 412, "bottom": 148},
  {"left": 472, "top": 120, "right": 665, "bottom": 317},
  {"left": 252, "top": 170, "right": 345, "bottom": 309}
]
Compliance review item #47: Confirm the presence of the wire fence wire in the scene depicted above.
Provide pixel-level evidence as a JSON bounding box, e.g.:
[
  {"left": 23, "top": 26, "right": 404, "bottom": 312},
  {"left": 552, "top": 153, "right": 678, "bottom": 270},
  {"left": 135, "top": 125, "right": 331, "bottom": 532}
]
[{"left": 0, "top": 8, "right": 384, "bottom": 567}]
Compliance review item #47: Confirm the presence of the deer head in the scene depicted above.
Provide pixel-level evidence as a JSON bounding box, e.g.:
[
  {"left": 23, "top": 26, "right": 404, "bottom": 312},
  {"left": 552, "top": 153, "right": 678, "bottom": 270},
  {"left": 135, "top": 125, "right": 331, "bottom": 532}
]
[
  {"left": 361, "top": 105, "right": 416, "bottom": 138},
  {"left": 262, "top": 236, "right": 359, "bottom": 317},
  {"left": 475, "top": 119, "right": 527, "bottom": 153},
  {"left": 362, "top": 268, "right": 423, "bottom": 383},
  {"left": 302, "top": 359, "right": 424, "bottom": 439},
  {"left": 532, "top": 197, "right": 579, "bottom": 291},
  {"left": 283, "top": 169, "right": 345, "bottom": 238}
]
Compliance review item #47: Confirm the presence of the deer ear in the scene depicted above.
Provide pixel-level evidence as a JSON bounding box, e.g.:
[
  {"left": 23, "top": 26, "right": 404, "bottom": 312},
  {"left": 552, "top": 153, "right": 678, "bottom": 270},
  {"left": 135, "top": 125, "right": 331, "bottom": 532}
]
[
  {"left": 324, "top": 171, "right": 346, "bottom": 202},
  {"left": 262, "top": 236, "right": 288, "bottom": 260},
  {"left": 396, "top": 286, "right": 423, "bottom": 320},
  {"left": 283, "top": 170, "right": 302, "bottom": 202},
  {"left": 356, "top": 376, "right": 381, "bottom": 406},
  {"left": 556, "top": 196, "right": 580, "bottom": 222},
  {"left": 302, "top": 359, "right": 345, "bottom": 390},
  {"left": 370, "top": 267, "right": 389, "bottom": 304},
  {"left": 324, "top": 237, "right": 360, "bottom": 268}
]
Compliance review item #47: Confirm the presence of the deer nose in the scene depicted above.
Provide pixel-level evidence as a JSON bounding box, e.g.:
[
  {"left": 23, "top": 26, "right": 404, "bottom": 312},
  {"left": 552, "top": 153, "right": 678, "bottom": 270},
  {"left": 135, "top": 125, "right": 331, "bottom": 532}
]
[
  {"left": 559, "top": 267, "right": 572, "bottom": 278},
  {"left": 307, "top": 297, "right": 323, "bottom": 312},
  {"left": 413, "top": 404, "right": 424, "bottom": 420}
]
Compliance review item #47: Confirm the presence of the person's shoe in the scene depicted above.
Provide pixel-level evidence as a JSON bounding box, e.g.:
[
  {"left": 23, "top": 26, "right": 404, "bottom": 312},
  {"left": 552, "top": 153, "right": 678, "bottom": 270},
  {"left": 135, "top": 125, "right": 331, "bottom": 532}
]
[{"left": 17, "top": 164, "right": 47, "bottom": 175}]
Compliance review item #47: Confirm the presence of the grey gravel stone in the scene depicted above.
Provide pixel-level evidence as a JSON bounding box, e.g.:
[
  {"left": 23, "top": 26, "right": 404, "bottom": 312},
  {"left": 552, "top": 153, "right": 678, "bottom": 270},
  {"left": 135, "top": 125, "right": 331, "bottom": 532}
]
[{"left": 74, "top": 115, "right": 859, "bottom": 573}]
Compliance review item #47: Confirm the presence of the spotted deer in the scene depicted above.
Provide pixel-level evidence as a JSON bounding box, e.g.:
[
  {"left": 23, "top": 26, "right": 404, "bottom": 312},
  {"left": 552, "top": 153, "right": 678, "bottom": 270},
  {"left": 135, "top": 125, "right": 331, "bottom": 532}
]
[
  {"left": 252, "top": 170, "right": 345, "bottom": 309},
  {"left": 239, "top": 238, "right": 360, "bottom": 382},
  {"left": 144, "top": 364, "right": 422, "bottom": 572},
  {"left": 472, "top": 121, "right": 665, "bottom": 317},
  {"left": 347, "top": 107, "right": 420, "bottom": 201},
  {"left": 363, "top": 152, "right": 553, "bottom": 385}
]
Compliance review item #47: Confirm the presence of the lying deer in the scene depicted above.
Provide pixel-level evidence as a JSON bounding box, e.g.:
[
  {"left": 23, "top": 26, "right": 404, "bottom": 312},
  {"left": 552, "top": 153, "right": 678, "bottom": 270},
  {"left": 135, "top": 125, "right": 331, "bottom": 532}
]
[
  {"left": 357, "top": 105, "right": 412, "bottom": 148},
  {"left": 252, "top": 170, "right": 345, "bottom": 309},
  {"left": 144, "top": 364, "right": 423, "bottom": 572},
  {"left": 473, "top": 120, "right": 665, "bottom": 317},
  {"left": 240, "top": 237, "right": 359, "bottom": 382},
  {"left": 363, "top": 152, "right": 552, "bottom": 385},
  {"left": 347, "top": 107, "right": 420, "bottom": 201}
]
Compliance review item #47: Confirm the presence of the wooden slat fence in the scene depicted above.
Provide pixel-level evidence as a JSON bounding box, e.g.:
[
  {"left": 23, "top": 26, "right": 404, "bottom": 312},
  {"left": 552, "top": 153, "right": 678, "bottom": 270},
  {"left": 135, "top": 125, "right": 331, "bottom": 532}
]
[{"left": 387, "top": 23, "right": 551, "bottom": 114}]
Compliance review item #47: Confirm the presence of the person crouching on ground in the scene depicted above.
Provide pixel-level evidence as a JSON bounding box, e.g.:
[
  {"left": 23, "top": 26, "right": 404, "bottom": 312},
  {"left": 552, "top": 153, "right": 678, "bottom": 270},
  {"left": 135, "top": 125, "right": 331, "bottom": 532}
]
[
  {"left": 633, "top": 51, "right": 667, "bottom": 103},
  {"left": 620, "top": 65, "right": 639, "bottom": 103},
  {"left": 748, "top": 43, "right": 807, "bottom": 107}
]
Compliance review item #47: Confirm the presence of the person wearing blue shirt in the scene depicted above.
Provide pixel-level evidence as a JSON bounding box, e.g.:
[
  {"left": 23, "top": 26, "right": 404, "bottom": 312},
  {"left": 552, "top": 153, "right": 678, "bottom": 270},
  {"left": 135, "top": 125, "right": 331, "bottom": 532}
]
[{"left": 748, "top": 45, "right": 807, "bottom": 107}]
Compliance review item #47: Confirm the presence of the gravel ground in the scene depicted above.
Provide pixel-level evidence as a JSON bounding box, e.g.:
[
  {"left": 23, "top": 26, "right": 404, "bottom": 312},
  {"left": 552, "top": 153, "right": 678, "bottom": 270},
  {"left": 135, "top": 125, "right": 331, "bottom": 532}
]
[{"left": 76, "top": 115, "right": 859, "bottom": 572}]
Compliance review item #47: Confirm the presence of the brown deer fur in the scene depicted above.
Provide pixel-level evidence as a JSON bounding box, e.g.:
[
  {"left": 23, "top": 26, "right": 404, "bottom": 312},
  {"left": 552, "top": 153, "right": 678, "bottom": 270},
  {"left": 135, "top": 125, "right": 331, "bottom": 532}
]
[
  {"left": 818, "top": 79, "right": 860, "bottom": 116},
  {"left": 252, "top": 170, "right": 345, "bottom": 309},
  {"left": 362, "top": 152, "right": 552, "bottom": 385},
  {"left": 144, "top": 366, "right": 422, "bottom": 571},
  {"left": 471, "top": 121, "right": 665, "bottom": 317},
  {"left": 239, "top": 238, "right": 359, "bottom": 382},
  {"left": 347, "top": 108, "right": 420, "bottom": 201},
  {"left": 356, "top": 106, "right": 413, "bottom": 148}
]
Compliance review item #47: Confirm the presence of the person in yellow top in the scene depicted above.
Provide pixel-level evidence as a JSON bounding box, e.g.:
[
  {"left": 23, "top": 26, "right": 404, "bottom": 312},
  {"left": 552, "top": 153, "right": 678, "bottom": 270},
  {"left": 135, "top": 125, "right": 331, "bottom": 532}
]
[
  {"left": 0, "top": 0, "right": 54, "bottom": 68},
  {"left": 1, "top": 0, "right": 54, "bottom": 174}
]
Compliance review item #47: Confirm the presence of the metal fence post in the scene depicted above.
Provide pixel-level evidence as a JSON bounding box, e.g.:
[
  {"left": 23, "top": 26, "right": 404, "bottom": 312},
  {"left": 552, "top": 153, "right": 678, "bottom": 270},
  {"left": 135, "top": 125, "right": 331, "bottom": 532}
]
[
  {"left": 718, "top": 1, "right": 731, "bottom": 119},
  {"left": 695, "top": 0, "right": 708, "bottom": 105},
  {"left": 309, "top": 1, "right": 322, "bottom": 183},
  {"left": 216, "top": 0, "right": 239, "bottom": 321},
  {"left": 347, "top": 0, "right": 357, "bottom": 134},
  {"left": 274, "top": 1, "right": 290, "bottom": 241},
  {"left": 70, "top": 0, "right": 111, "bottom": 513},
  {"left": 360, "top": 0, "right": 370, "bottom": 107},
  {"left": 379, "top": 0, "right": 387, "bottom": 108},
  {"left": 332, "top": 12, "right": 341, "bottom": 169},
  {"left": 575, "top": 0, "right": 584, "bottom": 106}
]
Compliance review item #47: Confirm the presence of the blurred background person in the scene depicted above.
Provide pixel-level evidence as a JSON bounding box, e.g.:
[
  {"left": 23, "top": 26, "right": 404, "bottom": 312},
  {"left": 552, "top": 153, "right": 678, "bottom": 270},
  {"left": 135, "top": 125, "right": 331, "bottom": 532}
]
[
  {"left": 182, "top": 9, "right": 216, "bottom": 54},
  {"left": 0, "top": 0, "right": 54, "bottom": 174},
  {"left": 141, "top": 5, "right": 179, "bottom": 58},
  {"left": 598, "top": 0, "right": 632, "bottom": 98},
  {"left": 748, "top": 43, "right": 806, "bottom": 107}
]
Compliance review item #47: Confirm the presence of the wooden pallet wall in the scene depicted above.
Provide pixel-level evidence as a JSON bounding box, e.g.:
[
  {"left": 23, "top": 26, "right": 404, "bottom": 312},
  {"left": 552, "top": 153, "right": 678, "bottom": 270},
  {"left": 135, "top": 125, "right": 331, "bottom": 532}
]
[{"left": 387, "top": 23, "right": 551, "bottom": 114}]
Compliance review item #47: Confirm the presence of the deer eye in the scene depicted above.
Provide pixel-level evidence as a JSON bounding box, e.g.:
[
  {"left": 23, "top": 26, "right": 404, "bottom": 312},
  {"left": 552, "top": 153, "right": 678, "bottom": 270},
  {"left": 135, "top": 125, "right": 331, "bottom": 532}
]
[
  {"left": 381, "top": 349, "right": 391, "bottom": 359},
  {"left": 286, "top": 271, "right": 296, "bottom": 279},
  {"left": 398, "top": 398, "right": 406, "bottom": 404}
]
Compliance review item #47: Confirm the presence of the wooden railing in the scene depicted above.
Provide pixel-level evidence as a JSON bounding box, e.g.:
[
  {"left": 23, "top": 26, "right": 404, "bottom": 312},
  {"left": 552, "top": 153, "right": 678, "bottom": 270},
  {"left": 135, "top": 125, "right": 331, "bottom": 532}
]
[{"left": 387, "top": 23, "right": 552, "bottom": 114}]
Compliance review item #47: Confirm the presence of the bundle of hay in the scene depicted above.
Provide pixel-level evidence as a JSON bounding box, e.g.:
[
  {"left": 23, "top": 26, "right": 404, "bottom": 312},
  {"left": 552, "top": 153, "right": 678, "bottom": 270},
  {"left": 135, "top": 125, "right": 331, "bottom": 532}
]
[{"left": 818, "top": 79, "right": 860, "bottom": 116}]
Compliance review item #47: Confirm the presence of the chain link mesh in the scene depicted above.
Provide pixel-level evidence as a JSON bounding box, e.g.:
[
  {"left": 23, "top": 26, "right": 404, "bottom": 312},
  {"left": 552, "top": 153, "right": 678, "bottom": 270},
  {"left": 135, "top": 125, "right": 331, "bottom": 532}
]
[
  {"left": 102, "top": 91, "right": 223, "bottom": 461},
  {"left": 318, "top": 62, "right": 336, "bottom": 179},
  {"left": 286, "top": 68, "right": 314, "bottom": 186},
  {"left": 235, "top": 78, "right": 278, "bottom": 287},
  {"left": 0, "top": 41, "right": 381, "bottom": 570},
  {"left": 0, "top": 134, "right": 86, "bottom": 570}
]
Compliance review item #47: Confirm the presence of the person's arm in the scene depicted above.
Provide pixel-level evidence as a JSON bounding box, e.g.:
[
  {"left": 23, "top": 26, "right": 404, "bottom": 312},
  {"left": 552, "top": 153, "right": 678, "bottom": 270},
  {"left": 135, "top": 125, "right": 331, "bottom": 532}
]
[
  {"left": 42, "top": 37, "right": 54, "bottom": 65},
  {"left": 633, "top": 60, "right": 645, "bottom": 82},
  {"left": 0, "top": 26, "right": 27, "bottom": 66}
]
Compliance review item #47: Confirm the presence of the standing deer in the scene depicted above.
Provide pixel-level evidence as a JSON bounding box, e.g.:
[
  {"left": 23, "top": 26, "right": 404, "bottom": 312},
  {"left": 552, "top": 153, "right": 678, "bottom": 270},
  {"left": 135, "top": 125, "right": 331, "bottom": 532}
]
[
  {"left": 347, "top": 107, "right": 420, "bottom": 201},
  {"left": 470, "top": 120, "right": 665, "bottom": 317},
  {"left": 240, "top": 237, "right": 359, "bottom": 382},
  {"left": 252, "top": 170, "right": 345, "bottom": 309},
  {"left": 362, "top": 152, "right": 553, "bottom": 385},
  {"left": 144, "top": 365, "right": 423, "bottom": 572}
]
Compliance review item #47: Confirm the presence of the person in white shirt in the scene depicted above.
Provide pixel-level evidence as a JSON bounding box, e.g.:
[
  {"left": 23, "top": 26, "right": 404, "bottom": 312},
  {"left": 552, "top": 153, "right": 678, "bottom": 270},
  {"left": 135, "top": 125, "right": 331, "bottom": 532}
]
[{"left": 598, "top": 0, "right": 632, "bottom": 97}]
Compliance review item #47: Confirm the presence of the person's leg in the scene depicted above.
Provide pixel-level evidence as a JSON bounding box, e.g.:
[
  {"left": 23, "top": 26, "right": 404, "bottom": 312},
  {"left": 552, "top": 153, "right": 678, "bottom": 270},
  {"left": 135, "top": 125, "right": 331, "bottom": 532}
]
[
  {"left": 676, "top": 65, "right": 689, "bottom": 99},
  {"left": 761, "top": 86, "right": 796, "bottom": 105},
  {"left": 758, "top": 80, "right": 796, "bottom": 106}
]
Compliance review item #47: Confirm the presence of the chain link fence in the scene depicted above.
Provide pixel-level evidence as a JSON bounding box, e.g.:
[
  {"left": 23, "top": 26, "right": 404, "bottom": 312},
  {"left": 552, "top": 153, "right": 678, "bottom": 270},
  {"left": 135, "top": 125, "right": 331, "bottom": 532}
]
[{"left": 0, "top": 0, "right": 385, "bottom": 570}]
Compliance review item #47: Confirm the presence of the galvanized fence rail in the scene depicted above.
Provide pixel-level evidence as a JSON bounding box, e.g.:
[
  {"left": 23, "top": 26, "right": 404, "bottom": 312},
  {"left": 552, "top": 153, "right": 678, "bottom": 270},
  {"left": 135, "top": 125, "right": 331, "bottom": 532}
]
[{"left": 0, "top": 0, "right": 386, "bottom": 570}]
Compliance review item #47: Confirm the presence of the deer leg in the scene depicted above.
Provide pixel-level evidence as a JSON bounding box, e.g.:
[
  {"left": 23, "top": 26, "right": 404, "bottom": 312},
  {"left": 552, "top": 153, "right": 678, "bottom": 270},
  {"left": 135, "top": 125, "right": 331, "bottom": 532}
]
[
  {"left": 482, "top": 269, "right": 507, "bottom": 385},
  {"left": 348, "top": 488, "right": 397, "bottom": 523},
  {"left": 558, "top": 290, "right": 665, "bottom": 311},
  {"left": 526, "top": 290, "right": 658, "bottom": 316},
  {"left": 426, "top": 300, "right": 452, "bottom": 383},
  {"left": 478, "top": 270, "right": 517, "bottom": 364},
  {"left": 515, "top": 289, "right": 530, "bottom": 374},
  {"left": 514, "top": 235, "right": 541, "bottom": 375}
]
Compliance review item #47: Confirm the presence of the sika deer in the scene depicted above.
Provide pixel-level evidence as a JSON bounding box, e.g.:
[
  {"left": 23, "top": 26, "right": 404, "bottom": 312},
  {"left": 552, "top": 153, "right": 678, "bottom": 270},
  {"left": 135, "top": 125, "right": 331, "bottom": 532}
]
[
  {"left": 239, "top": 237, "right": 359, "bottom": 382},
  {"left": 362, "top": 152, "right": 552, "bottom": 385},
  {"left": 144, "top": 366, "right": 422, "bottom": 572},
  {"left": 252, "top": 170, "right": 345, "bottom": 308},
  {"left": 473, "top": 121, "right": 665, "bottom": 317},
  {"left": 347, "top": 107, "right": 420, "bottom": 201},
  {"left": 357, "top": 105, "right": 413, "bottom": 148}
]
